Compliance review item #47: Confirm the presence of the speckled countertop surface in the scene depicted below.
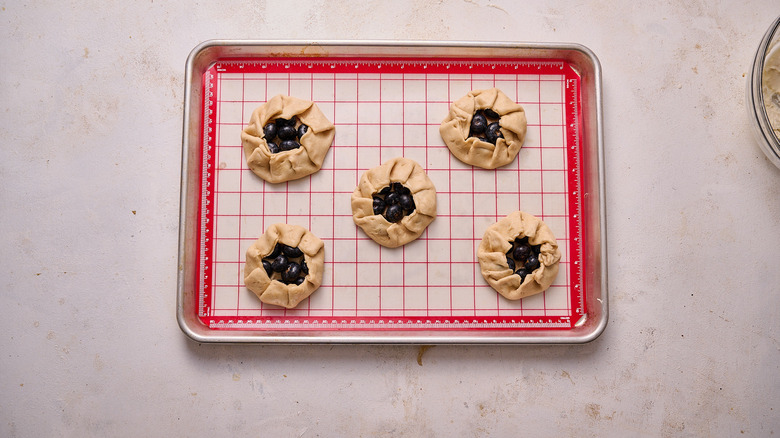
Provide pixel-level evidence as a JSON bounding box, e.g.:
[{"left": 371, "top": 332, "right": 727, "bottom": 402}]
[{"left": 2, "top": 1, "right": 780, "bottom": 436}]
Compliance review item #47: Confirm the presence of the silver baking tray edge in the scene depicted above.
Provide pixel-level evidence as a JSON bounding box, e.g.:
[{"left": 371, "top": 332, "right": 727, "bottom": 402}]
[{"left": 177, "top": 40, "right": 607, "bottom": 344}]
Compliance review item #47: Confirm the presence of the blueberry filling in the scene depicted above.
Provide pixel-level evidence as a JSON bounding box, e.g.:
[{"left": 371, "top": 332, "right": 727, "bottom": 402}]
[
  {"left": 275, "top": 117, "right": 295, "bottom": 128},
  {"left": 262, "top": 116, "right": 310, "bottom": 154},
  {"left": 391, "top": 182, "right": 410, "bottom": 195},
  {"left": 506, "top": 257, "right": 515, "bottom": 271},
  {"left": 470, "top": 112, "right": 487, "bottom": 135},
  {"left": 385, "top": 204, "right": 404, "bottom": 223},
  {"left": 398, "top": 193, "right": 415, "bottom": 211},
  {"left": 372, "top": 197, "right": 386, "bottom": 215},
  {"left": 469, "top": 109, "right": 503, "bottom": 145},
  {"left": 278, "top": 124, "right": 297, "bottom": 141},
  {"left": 505, "top": 236, "right": 542, "bottom": 283},
  {"left": 385, "top": 192, "right": 400, "bottom": 206},
  {"left": 524, "top": 254, "right": 540, "bottom": 271},
  {"left": 512, "top": 244, "right": 530, "bottom": 261},
  {"left": 483, "top": 108, "right": 500, "bottom": 119},
  {"left": 281, "top": 244, "right": 303, "bottom": 258},
  {"left": 271, "top": 254, "right": 288, "bottom": 272},
  {"left": 486, "top": 122, "right": 503, "bottom": 143},
  {"left": 268, "top": 243, "right": 282, "bottom": 259},
  {"left": 279, "top": 139, "right": 300, "bottom": 151},
  {"left": 372, "top": 182, "right": 416, "bottom": 223},
  {"left": 281, "top": 262, "right": 302, "bottom": 283},
  {"left": 263, "top": 123, "right": 277, "bottom": 140},
  {"left": 260, "top": 243, "right": 308, "bottom": 285}
]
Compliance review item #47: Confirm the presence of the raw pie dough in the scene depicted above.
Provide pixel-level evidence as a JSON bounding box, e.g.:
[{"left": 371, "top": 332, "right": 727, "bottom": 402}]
[
  {"left": 244, "top": 224, "right": 325, "bottom": 309},
  {"left": 351, "top": 157, "right": 437, "bottom": 248},
  {"left": 478, "top": 211, "right": 561, "bottom": 300},
  {"left": 241, "top": 95, "right": 335, "bottom": 183},
  {"left": 439, "top": 88, "right": 527, "bottom": 169}
]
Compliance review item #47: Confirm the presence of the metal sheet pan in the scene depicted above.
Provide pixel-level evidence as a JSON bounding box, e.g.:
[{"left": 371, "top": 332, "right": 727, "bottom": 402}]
[{"left": 177, "top": 40, "right": 607, "bottom": 343}]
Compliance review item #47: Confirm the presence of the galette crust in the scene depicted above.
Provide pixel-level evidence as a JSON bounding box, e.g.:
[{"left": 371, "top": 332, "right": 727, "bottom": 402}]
[
  {"left": 351, "top": 157, "right": 437, "bottom": 248},
  {"left": 241, "top": 95, "right": 335, "bottom": 183},
  {"left": 477, "top": 211, "right": 561, "bottom": 300},
  {"left": 244, "top": 224, "right": 325, "bottom": 309},
  {"left": 439, "top": 88, "right": 527, "bottom": 169}
]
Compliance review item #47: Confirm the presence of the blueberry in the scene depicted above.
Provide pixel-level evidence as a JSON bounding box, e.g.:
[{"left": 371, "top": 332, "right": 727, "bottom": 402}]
[
  {"left": 297, "top": 124, "right": 309, "bottom": 139},
  {"left": 268, "top": 244, "right": 282, "bottom": 259},
  {"left": 386, "top": 192, "right": 401, "bottom": 206},
  {"left": 263, "top": 123, "right": 277, "bottom": 140},
  {"left": 486, "top": 122, "right": 503, "bottom": 144},
  {"left": 515, "top": 268, "right": 528, "bottom": 282},
  {"left": 266, "top": 141, "right": 280, "bottom": 154},
  {"left": 379, "top": 186, "right": 392, "bottom": 196},
  {"left": 532, "top": 244, "right": 542, "bottom": 255},
  {"left": 294, "top": 277, "right": 305, "bottom": 286},
  {"left": 279, "top": 139, "right": 300, "bottom": 151},
  {"left": 282, "top": 262, "right": 302, "bottom": 283},
  {"left": 278, "top": 124, "right": 297, "bottom": 141},
  {"left": 399, "top": 193, "right": 415, "bottom": 212},
  {"left": 389, "top": 183, "right": 411, "bottom": 195},
  {"left": 373, "top": 196, "right": 386, "bottom": 215},
  {"left": 483, "top": 108, "right": 500, "bottom": 119},
  {"left": 271, "top": 254, "right": 289, "bottom": 272},
  {"left": 300, "top": 259, "right": 309, "bottom": 274},
  {"left": 384, "top": 204, "right": 404, "bottom": 222},
  {"left": 506, "top": 257, "right": 515, "bottom": 271},
  {"left": 282, "top": 244, "right": 303, "bottom": 258},
  {"left": 470, "top": 112, "right": 487, "bottom": 135},
  {"left": 275, "top": 117, "right": 295, "bottom": 128},
  {"left": 524, "top": 254, "right": 540, "bottom": 271},
  {"left": 513, "top": 244, "right": 531, "bottom": 262},
  {"left": 262, "top": 260, "right": 273, "bottom": 277}
]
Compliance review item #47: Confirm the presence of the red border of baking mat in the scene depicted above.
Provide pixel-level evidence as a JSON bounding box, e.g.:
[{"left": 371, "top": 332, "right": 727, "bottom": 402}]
[{"left": 196, "top": 57, "right": 585, "bottom": 330}]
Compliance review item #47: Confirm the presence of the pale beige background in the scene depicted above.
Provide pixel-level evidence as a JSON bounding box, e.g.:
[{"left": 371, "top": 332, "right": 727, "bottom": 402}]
[{"left": 2, "top": 1, "right": 779, "bottom": 436}]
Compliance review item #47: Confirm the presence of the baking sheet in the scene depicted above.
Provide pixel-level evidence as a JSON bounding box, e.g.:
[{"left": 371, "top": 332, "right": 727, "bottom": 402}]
[{"left": 177, "top": 41, "right": 607, "bottom": 343}]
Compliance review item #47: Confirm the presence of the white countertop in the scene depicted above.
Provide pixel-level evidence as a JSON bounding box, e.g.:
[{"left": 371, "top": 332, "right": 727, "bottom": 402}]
[{"left": 2, "top": 1, "right": 780, "bottom": 436}]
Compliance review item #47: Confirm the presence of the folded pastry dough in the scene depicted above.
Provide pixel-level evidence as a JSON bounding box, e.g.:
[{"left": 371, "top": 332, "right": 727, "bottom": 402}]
[
  {"left": 244, "top": 224, "right": 325, "bottom": 309},
  {"left": 477, "top": 211, "right": 561, "bottom": 300},
  {"left": 351, "top": 157, "right": 437, "bottom": 248},
  {"left": 241, "top": 95, "right": 335, "bottom": 183},
  {"left": 439, "top": 88, "right": 527, "bottom": 169}
]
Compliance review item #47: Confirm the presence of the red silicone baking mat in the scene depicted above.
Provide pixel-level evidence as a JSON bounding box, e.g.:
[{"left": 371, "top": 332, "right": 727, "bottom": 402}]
[{"left": 196, "top": 56, "right": 586, "bottom": 330}]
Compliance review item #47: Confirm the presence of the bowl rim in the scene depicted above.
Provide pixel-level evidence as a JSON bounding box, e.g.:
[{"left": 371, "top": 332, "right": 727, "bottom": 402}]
[{"left": 748, "top": 15, "right": 780, "bottom": 167}]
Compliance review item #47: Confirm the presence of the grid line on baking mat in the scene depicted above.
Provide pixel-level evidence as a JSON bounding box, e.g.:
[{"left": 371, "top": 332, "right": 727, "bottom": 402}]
[{"left": 198, "top": 57, "right": 585, "bottom": 330}]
